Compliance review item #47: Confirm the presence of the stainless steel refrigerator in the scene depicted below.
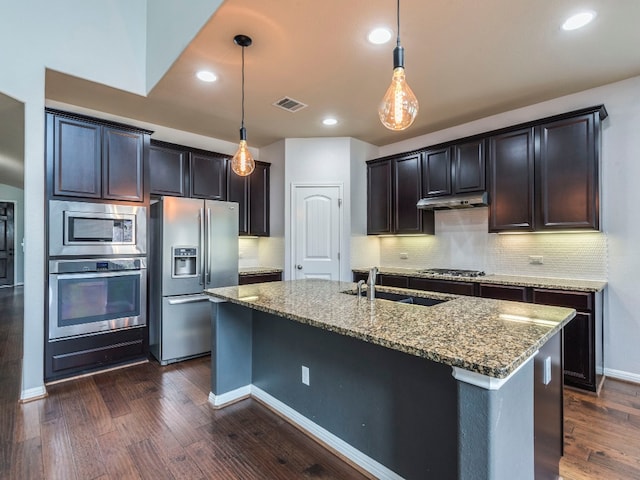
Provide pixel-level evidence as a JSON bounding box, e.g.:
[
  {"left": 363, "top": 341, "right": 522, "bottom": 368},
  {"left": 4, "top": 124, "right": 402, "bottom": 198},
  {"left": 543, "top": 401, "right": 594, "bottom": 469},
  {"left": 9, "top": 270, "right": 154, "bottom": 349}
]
[{"left": 149, "top": 196, "right": 238, "bottom": 365}]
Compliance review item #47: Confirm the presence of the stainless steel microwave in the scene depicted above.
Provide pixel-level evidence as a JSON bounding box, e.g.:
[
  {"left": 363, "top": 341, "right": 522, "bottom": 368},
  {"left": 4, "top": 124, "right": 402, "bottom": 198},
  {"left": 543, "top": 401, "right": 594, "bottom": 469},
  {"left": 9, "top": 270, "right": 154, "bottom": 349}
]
[{"left": 49, "top": 200, "right": 147, "bottom": 256}]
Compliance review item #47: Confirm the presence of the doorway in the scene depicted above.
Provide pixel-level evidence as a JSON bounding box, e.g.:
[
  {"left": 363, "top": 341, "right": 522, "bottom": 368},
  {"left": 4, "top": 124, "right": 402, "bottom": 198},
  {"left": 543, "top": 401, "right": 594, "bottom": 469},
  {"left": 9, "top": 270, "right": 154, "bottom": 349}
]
[
  {"left": 0, "top": 201, "right": 14, "bottom": 287},
  {"left": 291, "top": 184, "right": 342, "bottom": 280}
]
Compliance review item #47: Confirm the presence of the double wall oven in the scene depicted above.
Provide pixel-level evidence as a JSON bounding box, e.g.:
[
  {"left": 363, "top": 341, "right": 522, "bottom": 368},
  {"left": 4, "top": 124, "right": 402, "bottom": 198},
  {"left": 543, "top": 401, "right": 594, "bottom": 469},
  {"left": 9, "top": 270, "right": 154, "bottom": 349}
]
[{"left": 48, "top": 200, "right": 147, "bottom": 341}]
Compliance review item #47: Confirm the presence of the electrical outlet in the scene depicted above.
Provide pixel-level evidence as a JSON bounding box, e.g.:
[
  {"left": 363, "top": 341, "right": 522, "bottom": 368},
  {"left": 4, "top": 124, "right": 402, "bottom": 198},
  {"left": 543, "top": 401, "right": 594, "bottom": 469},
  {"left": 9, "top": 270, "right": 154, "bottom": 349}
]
[
  {"left": 301, "top": 365, "right": 310, "bottom": 386},
  {"left": 529, "top": 255, "right": 544, "bottom": 265},
  {"left": 543, "top": 356, "right": 552, "bottom": 385},
  {"left": 400, "top": 252, "right": 409, "bottom": 260}
]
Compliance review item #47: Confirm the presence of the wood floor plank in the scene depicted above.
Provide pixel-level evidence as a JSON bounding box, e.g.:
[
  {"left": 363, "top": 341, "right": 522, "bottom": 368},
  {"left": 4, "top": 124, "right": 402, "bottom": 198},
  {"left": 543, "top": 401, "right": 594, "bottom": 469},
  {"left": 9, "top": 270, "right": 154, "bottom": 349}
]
[
  {"left": 40, "top": 416, "right": 78, "bottom": 480},
  {"left": 96, "top": 429, "right": 143, "bottom": 480},
  {"left": 8, "top": 437, "right": 44, "bottom": 480},
  {"left": 127, "top": 438, "right": 176, "bottom": 480},
  {"left": 93, "top": 369, "right": 133, "bottom": 418}
]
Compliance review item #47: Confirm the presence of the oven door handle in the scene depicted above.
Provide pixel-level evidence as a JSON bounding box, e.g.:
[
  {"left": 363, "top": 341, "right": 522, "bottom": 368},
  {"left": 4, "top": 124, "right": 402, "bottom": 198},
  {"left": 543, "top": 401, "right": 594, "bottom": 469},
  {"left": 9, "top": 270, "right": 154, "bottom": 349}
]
[
  {"left": 167, "top": 294, "right": 210, "bottom": 305},
  {"left": 51, "top": 270, "right": 142, "bottom": 280}
]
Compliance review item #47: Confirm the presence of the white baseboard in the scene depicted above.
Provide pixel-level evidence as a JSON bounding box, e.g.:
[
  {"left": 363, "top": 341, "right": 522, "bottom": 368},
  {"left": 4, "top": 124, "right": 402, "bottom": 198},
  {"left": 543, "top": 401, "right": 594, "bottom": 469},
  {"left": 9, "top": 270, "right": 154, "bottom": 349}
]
[
  {"left": 604, "top": 368, "right": 640, "bottom": 384},
  {"left": 208, "top": 385, "right": 251, "bottom": 408},
  {"left": 251, "top": 386, "right": 404, "bottom": 480},
  {"left": 20, "top": 385, "right": 47, "bottom": 402}
]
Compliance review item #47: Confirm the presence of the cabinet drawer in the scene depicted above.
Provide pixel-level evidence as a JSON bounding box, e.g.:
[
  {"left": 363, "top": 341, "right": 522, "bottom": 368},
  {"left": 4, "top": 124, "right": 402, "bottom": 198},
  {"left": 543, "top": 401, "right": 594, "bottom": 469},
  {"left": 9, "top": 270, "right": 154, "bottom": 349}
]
[
  {"left": 532, "top": 289, "right": 592, "bottom": 312},
  {"left": 52, "top": 339, "right": 144, "bottom": 373},
  {"left": 409, "top": 277, "right": 476, "bottom": 296},
  {"left": 479, "top": 284, "right": 529, "bottom": 302},
  {"left": 379, "top": 274, "right": 410, "bottom": 288},
  {"left": 239, "top": 272, "right": 282, "bottom": 285}
]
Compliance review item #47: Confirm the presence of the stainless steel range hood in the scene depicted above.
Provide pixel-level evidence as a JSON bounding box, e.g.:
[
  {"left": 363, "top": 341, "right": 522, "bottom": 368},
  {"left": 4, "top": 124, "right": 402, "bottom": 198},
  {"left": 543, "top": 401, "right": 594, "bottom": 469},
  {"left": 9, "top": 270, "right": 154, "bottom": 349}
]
[{"left": 416, "top": 192, "right": 488, "bottom": 210}]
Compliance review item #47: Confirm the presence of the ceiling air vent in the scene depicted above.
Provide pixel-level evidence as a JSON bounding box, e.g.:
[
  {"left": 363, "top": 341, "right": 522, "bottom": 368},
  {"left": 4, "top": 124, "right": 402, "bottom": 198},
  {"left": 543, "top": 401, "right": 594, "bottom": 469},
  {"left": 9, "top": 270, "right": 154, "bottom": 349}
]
[{"left": 272, "top": 97, "right": 308, "bottom": 112}]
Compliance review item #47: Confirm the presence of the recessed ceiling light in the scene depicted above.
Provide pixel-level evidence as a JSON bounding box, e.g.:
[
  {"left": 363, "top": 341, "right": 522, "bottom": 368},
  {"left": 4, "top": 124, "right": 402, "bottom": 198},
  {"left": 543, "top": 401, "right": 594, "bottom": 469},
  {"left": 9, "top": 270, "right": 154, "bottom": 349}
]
[
  {"left": 322, "top": 118, "right": 338, "bottom": 126},
  {"left": 562, "top": 11, "right": 596, "bottom": 31},
  {"left": 368, "top": 27, "right": 393, "bottom": 45},
  {"left": 196, "top": 70, "right": 217, "bottom": 82}
]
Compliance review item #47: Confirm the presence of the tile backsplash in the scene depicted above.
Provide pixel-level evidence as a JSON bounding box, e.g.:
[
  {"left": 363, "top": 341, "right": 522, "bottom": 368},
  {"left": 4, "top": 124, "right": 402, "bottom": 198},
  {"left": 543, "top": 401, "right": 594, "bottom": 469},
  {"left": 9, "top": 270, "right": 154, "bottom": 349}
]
[{"left": 374, "top": 208, "right": 607, "bottom": 280}]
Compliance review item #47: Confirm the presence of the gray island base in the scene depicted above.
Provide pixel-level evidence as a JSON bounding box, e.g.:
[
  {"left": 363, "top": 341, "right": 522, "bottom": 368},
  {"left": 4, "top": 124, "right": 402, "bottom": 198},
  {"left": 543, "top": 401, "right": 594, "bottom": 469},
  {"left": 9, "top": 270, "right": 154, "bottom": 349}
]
[{"left": 205, "top": 279, "right": 572, "bottom": 480}]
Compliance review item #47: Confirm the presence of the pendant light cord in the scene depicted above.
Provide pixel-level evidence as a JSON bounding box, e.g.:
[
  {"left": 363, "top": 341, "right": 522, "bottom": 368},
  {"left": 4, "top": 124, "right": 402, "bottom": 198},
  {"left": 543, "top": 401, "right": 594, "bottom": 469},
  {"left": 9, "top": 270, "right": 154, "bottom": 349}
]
[
  {"left": 396, "top": 0, "right": 401, "bottom": 47},
  {"left": 241, "top": 45, "right": 246, "bottom": 130}
]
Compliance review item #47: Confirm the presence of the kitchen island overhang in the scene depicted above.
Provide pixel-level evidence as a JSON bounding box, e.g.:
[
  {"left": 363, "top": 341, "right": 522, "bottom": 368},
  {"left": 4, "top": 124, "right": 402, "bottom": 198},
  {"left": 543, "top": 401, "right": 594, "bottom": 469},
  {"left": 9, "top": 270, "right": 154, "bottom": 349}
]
[{"left": 205, "top": 279, "right": 574, "bottom": 480}]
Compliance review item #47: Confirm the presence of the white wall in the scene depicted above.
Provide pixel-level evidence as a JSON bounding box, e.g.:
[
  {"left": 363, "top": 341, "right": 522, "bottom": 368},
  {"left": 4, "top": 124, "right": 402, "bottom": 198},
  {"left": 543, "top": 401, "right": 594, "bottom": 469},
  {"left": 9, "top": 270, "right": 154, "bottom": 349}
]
[
  {"left": 0, "top": 184, "right": 25, "bottom": 286},
  {"left": 146, "top": 0, "right": 223, "bottom": 92},
  {"left": 0, "top": 0, "right": 221, "bottom": 400},
  {"left": 377, "top": 75, "right": 640, "bottom": 381}
]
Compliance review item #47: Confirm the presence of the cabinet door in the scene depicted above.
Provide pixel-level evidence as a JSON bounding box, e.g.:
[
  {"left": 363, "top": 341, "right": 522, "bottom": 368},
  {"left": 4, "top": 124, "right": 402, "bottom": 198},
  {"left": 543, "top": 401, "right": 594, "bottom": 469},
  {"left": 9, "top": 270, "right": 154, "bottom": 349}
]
[
  {"left": 536, "top": 113, "right": 599, "bottom": 230},
  {"left": 190, "top": 153, "right": 228, "bottom": 200},
  {"left": 367, "top": 160, "right": 393, "bottom": 234},
  {"left": 249, "top": 162, "right": 270, "bottom": 236},
  {"left": 488, "top": 128, "right": 535, "bottom": 232},
  {"left": 562, "top": 312, "right": 595, "bottom": 390},
  {"left": 453, "top": 139, "right": 485, "bottom": 194},
  {"left": 102, "top": 127, "right": 145, "bottom": 202},
  {"left": 422, "top": 147, "right": 451, "bottom": 197},
  {"left": 227, "top": 170, "right": 249, "bottom": 235},
  {"left": 149, "top": 143, "right": 189, "bottom": 197},
  {"left": 52, "top": 115, "right": 102, "bottom": 198},
  {"left": 394, "top": 153, "right": 424, "bottom": 234}
]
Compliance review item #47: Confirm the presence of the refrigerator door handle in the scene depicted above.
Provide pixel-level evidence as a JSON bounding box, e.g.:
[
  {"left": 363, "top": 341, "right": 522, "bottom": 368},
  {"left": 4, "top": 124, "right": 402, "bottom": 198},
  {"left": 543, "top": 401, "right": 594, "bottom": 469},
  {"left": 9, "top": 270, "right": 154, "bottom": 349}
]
[
  {"left": 206, "top": 207, "right": 212, "bottom": 284},
  {"left": 167, "top": 294, "right": 210, "bottom": 305},
  {"left": 199, "top": 208, "right": 205, "bottom": 285}
]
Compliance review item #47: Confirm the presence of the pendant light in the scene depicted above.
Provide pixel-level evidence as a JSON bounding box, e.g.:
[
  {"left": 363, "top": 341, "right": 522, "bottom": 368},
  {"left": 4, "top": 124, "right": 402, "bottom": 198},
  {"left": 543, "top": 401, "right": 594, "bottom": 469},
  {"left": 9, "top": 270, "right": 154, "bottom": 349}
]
[
  {"left": 231, "top": 34, "right": 255, "bottom": 177},
  {"left": 378, "top": 0, "right": 419, "bottom": 131}
]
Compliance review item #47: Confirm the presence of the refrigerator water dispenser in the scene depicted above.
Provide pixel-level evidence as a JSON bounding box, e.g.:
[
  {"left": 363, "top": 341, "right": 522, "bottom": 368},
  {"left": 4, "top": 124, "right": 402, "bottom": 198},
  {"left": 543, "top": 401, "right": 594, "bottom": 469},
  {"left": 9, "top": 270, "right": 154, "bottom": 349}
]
[{"left": 172, "top": 246, "right": 198, "bottom": 278}]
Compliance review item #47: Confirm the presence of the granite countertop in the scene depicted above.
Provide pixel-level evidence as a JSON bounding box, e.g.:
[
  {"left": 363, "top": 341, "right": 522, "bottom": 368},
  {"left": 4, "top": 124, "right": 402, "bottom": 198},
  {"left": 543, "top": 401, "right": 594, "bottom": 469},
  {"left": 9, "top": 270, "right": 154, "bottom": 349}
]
[
  {"left": 239, "top": 267, "right": 283, "bottom": 276},
  {"left": 206, "top": 279, "right": 575, "bottom": 379},
  {"left": 352, "top": 267, "right": 606, "bottom": 292}
]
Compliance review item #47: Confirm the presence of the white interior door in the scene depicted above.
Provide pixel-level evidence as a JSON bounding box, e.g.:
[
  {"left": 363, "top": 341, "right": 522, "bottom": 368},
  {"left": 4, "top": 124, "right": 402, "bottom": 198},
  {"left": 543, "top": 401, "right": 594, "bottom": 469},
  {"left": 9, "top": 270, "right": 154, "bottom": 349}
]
[{"left": 292, "top": 185, "right": 341, "bottom": 280}]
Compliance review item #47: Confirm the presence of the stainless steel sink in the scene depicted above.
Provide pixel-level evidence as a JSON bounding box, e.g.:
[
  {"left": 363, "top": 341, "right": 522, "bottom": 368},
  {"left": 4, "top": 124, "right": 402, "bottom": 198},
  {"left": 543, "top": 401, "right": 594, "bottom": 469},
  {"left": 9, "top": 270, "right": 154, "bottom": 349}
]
[{"left": 344, "top": 290, "right": 447, "bottom": 306}]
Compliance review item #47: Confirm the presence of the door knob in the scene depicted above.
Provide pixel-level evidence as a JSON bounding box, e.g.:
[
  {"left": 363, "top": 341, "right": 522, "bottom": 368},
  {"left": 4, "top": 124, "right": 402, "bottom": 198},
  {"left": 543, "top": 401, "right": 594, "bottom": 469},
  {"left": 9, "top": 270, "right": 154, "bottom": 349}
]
[{"left": 296, "top": 265, "right": 303, "bottom": 270}]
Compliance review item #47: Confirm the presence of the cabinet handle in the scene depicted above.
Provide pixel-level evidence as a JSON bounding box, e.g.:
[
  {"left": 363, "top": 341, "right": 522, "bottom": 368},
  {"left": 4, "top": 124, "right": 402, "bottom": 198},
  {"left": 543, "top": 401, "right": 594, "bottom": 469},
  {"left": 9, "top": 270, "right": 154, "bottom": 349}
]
[{"left": 296, "top": 265, "right": 303, "bottom": 270}]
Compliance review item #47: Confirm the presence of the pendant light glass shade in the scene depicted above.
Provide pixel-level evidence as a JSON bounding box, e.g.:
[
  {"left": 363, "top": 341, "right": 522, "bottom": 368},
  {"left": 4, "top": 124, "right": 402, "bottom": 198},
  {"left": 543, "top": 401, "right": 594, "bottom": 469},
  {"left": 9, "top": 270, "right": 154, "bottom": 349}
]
[
  {"left": 379, "top": 0, "right": 418, "bottom": 131},
  {"left": 379, "top": 65, "right": 418, "bottom": 130},
  {"left": 231, "top": 34, "right": 255, "bottom": 177},
  {"left": 231, "top": 128, "right": 255, "bottom": 176}
]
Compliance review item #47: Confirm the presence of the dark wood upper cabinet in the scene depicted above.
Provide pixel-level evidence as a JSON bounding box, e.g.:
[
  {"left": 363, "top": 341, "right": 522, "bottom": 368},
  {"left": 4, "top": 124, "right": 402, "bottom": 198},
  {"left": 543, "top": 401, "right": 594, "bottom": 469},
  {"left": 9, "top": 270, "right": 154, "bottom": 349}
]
[
  {"left": 488, "top": 127, "right": 536, "bottom": 232},
  {"left": 51, "top": 115, "right": 102, "bottom": 199},
  {"left": 394, "top": 153, "right": 426, "bottom": 234},
  {"left": 228, "top": 161, "right": 270, "bottom": 236},
  {"left": 367, "top": 160, "right": 393, "bottom": 234},
  {"left": 47, "top": 109, "right": 150, "bottom": 202},
  {"left": 422, "top": 147, "right": 451, "bottom": 197},
  {"left": 148, "top": 142, "right": 189, "bottom": 197},
  {"left": 536, "top": 113, "right": 599, "bottom": 230},
  {"left": 248, "top": 162, "right": 270, "bottom": 236},
  {"left": 102, "top": 127, "right": 144, "bottom": 202},
  {"left": 368, "top": 155, "right": 433, "bottom": 235},
  {"left": 190, "top": 153, "right": 227, "bottom": 200},
  {"left": 227, "top": 165, "right": 249, "bottom": 235},
  {"left": 453, "top": 139, "right": 485, "bottom": 194}
]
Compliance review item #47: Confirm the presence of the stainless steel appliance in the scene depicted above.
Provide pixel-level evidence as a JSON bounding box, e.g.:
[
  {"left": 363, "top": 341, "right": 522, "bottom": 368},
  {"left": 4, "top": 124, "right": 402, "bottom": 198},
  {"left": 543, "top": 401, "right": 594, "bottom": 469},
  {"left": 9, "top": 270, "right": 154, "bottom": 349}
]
[
  {"left": 149, "top": 197, "right": 238, "bottom": 365},
  {"left": 48, "top": 257, "right": 147, "bottom": 340},
  {"left": 416, "top": 192, "right": 488, "bottom": 210},
  {"left": 49, "top": 200, "right": 147, "bottom": 257}
]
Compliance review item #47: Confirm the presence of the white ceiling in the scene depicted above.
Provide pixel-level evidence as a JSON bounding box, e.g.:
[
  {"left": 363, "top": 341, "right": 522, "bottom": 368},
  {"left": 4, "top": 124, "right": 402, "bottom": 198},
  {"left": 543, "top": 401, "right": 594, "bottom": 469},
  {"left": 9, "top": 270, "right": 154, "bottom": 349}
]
[{"left": 38, "top": 0, "right": 640, "bottom": 151}]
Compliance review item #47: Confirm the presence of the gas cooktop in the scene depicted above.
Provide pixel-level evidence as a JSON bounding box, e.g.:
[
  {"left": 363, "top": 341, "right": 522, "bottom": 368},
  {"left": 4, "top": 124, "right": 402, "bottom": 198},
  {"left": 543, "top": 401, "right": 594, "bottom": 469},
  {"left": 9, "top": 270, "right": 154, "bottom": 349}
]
[{"left": 420, "top": 268, "right": 486, "bottom": 278}]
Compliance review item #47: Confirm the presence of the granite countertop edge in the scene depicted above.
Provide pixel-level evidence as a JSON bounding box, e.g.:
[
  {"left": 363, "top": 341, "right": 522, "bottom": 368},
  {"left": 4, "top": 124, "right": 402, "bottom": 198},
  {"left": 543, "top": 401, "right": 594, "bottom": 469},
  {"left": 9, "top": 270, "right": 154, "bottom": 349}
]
[
  {"left": 239, "top": 267, "right": 283, "bottom": 276},
  {"left": 206, "top": 279, "right": 575, "bottom": 380},
  {"left": 352, "top": 267, "right": 607, "bottom": 292}
]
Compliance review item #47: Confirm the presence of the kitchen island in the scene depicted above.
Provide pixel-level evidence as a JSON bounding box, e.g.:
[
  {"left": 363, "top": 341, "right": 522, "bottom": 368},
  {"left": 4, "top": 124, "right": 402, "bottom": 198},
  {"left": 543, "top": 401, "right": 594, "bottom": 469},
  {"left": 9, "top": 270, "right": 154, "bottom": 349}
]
[{"left": 205, "top": 279, "right": 575, "bottom": 480}]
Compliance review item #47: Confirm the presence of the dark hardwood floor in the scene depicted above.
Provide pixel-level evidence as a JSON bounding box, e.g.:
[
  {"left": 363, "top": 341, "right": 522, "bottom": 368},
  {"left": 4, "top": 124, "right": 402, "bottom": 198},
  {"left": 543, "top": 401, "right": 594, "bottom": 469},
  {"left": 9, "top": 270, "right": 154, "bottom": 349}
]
[{"left": 2, "top": 286, "right": 640, "bottom": 479}]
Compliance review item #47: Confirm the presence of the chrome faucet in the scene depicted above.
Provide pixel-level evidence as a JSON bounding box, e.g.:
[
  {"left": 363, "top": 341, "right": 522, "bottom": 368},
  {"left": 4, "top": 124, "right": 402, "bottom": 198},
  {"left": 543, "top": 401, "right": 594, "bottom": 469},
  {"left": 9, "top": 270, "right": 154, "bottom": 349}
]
[
  {"left": 356, "top": 280, "right": 365, "bottom": 298},
  {"left": 366, "top": 267, "right": 378, "bottom": 301}
]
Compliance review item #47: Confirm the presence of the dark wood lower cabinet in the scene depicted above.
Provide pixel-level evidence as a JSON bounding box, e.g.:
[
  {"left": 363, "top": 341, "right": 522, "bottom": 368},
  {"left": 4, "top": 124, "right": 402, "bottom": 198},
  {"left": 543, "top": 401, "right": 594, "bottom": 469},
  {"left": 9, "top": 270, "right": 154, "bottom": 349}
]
[
  {"left": 534, "top": 331, "right": 563, "bottom": 480},
  {"left": 239, "top": 272, "right": 282, "bottom": 285},
  {"left": 479, "top": 283, "right": 529, "bottom": 302},
  {"left": 379, "top": 274, "right": 409, "bottom": 288},
  {"left": 45, "top": 327, "right": 147, "bottom": 382},
  {"left": 409, "top": 277, "right": 477, "bottom": 296}
]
